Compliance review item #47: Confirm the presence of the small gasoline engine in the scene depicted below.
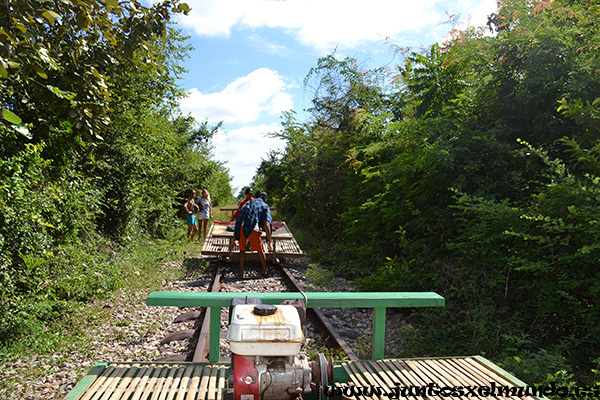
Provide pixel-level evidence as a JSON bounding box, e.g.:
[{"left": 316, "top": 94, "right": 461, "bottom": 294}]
[{"left": 227, "top": 300, "right": 333, "bottom": 400}]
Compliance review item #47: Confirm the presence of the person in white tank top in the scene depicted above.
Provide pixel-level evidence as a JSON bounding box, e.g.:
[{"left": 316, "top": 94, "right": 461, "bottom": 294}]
[{"left": 197, "top": 189, "right": 212, "bottom": 242}]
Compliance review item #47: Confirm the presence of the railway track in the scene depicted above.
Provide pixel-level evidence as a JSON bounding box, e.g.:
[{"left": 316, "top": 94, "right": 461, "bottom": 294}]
[
  {"left": 63, "top": 260, "right": 539, "bottom": 400},
  {"left": 156, "top": 260, "right": 358, "bottom": 363}
]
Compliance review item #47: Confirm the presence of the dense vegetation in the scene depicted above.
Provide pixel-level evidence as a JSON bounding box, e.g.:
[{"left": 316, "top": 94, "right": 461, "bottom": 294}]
[
  {"left": 254, "top": 0, "right": 600, "bottom": 388},
  {"left": 2, "top": 0, "right": 599, "bottom": 394},
  {"left": 0, "top": 0, "right": 232, "bottom": 349}
]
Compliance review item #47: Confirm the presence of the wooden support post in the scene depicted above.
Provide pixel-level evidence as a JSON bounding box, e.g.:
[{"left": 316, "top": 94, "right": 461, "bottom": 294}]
[
  {"left": 209, "top": 307, "right": 221, "bottom": 363},
  {"left": 372, "top": 307, "right": 386, "bottom": 360}
]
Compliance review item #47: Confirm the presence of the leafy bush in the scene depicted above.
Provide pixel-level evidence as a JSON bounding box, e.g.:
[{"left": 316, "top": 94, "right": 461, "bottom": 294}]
[
  {"left": 446, "top": 140, "right": 600, "bottom": 362},
  {"left": 0, "top": 143, "right": 100, "bottom": 341},
  {"left": 264, "top": 0, "right": 600, "bottom": 383},
  {"left": 499, "top": 350, "right": 573, "bottom": 387}
]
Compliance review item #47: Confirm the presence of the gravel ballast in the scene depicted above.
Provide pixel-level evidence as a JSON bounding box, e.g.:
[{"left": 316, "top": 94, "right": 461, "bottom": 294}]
[{"left": 0, "top": 256, "right": 409, "bottom": 400}]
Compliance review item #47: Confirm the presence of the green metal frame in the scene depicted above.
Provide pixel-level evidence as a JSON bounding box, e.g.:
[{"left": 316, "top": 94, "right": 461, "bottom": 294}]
[
  {"left": 63, "top": 361, "right": 230, "bottom": 400},
  {"left": 146, "top": 291, "right": 444, "bottom": 361},
  {"left": 64, "top": 363, "right": 108, "bottom": 400},
  {"left": 64, "top": 356, "right": 540, "bottom": 400}
]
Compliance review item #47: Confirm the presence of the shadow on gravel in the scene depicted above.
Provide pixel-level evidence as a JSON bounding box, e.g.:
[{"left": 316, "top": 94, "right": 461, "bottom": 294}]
[
  {"left": 182, "top": 256, "right": 209, "bottom": 271},
  {"left": 181, "top": 256, "right": 214, "bottom": 287}
]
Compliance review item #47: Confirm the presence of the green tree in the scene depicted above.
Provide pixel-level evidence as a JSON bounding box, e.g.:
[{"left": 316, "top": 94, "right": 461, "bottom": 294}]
[
  {"left": 0, "top": 0, "right": 236, "bottom": 346},
  {"left": 0, "top": 0, "right": 189, "bottom": 158},
  {"left": 479, "top": 0, "right": 600, "bottom": 146},
  {"left": 251, "top": 150, "right": 286, "bottom": 205},
  {"left": 401, "top": 43, "right": 469, "bottom": 118},
  {"left": 262, "top": 0, "right": 600, "bottom": 381}
]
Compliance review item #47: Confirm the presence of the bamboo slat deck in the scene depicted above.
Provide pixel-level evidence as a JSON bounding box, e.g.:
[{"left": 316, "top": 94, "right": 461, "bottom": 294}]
[
  {"left": 64, "top": 363, "right": 228, "bottom": 400},
  {"left": 201, "top": 221, "right": 304, "bottom": 261},
  {"left": 336, "top": 356, "right": 542, "bottom": 400},
  {"left": 65, "top": 357, "right": 540, "bottom": 400}
]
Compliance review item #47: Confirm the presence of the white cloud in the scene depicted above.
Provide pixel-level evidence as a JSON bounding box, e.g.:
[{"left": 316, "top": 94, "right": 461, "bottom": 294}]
[
  {"left": 178, "top": 0, "right": 446, "bottom": 51},
  {"left": 469, "top": 0, "right": 497, "bottom": 29},
  {"left": 212, "top": 124, "right": 286, "bottom": 191},
  {"left": 247, "top": 34, "right": 289, "bottom": 56},
  {"left": 177, "top": 0, "right": 499, "bottom": 52},
  {"left": 179, "top": 68, "right": 294, "bottom": 124},
  {"left": 175, "top": 0, "right": 249, "bottom": 37}
]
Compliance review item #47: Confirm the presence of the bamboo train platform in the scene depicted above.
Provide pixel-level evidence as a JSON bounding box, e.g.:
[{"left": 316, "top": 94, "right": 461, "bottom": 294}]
[
  {"left": 64, "top": 356, "right": 541, "bottom": 400},
  {"left": 335, "top": 356, "right": 543, "bottom": 400},
  {"left": 201, "top": 221, "right": 304, "bottom": 263},
  {"left": 64, "top": 363, "right": 227, "bottom": 400}
]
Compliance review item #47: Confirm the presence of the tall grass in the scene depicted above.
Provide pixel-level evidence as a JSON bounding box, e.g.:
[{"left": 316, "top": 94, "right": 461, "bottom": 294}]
[{"left": 0, "top": 229, "right": 188, "bottom": 359}]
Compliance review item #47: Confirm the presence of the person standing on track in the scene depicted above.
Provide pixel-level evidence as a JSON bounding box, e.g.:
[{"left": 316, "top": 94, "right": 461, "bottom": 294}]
[
  {"left": 228, "top": 187, "right": 255, "bottom": 252},
  {"left": 197, "top": 189, "right": 212, "bottom": 242},
  {"left": 232, "top": 187, "right": 254, "bottom": 220},
  {"left": 234, "top": 191, "right": 274, "bottom": 278},
  {"left": 184, "top": 190, "right": 198, "bottom": 242}
]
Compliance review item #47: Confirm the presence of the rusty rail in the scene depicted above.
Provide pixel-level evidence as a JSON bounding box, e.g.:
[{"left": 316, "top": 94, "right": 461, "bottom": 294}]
[
  {"left": 193, "top": 265, "right": 223, "bottom": 362},
  {"left": 188, "top": 264, "right": 356, "bottom": 362},
  {"left": 278, "top": 266, "right": 359, "bottom": 361}
]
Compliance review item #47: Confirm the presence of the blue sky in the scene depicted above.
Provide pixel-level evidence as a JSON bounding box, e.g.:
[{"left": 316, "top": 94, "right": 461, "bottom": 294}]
[{"left": 171, "top": 0, "right": 498, "bottom": 194}]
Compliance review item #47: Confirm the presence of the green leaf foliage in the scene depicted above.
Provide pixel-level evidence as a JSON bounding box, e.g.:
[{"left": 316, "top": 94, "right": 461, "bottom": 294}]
[
  {"left": 0, "top": 143, "right": 104, "bottom": 340},
  {"left": 261, "top": 0, "right": 600, "bottom": 383},
  {"left": 0, "top": 1, "right": 233, "bottom": 348},
  {"left": 2, "top": 110, "right": 21, "bottom": 125},
  {"left": 0, "top": 0, "right": 189, "bottom": 157}
]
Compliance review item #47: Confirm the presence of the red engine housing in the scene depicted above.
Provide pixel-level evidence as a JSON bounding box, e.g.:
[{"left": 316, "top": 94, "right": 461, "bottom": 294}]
[{"left": 233, "top": 354, "right": 259, "bottom": 400}]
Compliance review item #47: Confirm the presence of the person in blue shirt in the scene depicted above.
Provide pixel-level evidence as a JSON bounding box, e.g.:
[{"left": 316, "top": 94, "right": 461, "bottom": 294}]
[{"left": 234, "top": 191, "right": 274, "bottom": 278}]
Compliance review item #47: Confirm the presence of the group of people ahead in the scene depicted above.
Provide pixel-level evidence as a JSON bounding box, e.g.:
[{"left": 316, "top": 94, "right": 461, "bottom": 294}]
[
  {"left": 184, "top": 189, "right": 212, "bottom": 243},
  {"left": 184, "top": 186, "right": 274, "bottom": 279},
  {"left": 232, "top": 188, "right": 273, "bottom": 279}
]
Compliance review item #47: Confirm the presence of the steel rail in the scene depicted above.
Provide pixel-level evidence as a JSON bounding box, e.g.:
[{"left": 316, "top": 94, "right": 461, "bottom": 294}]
[
  {"left": 278, "top": 266, "right": 358, "bottom": 361},
  {"left": 184, "top": 263, "right": 355, "bottom": 362},
  {"left": 193, "top": 265, "right": 223, "bottom": 362}
]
